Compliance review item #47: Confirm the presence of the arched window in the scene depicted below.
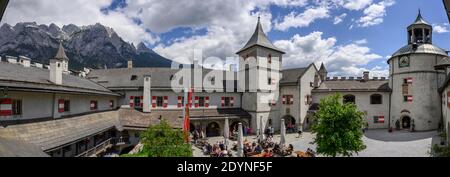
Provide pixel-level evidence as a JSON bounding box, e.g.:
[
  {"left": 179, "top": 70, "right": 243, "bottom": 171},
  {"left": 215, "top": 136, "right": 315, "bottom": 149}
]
[
  {"left": 343, "top": 94, "right": 355, "bottom": 104},
  {"left": 370, "top": 94, "right": 382, "bottom": 104}
]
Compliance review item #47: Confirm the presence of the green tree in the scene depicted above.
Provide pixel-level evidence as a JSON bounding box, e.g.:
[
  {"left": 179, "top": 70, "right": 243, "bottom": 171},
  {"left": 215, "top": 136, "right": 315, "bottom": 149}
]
[
  {"left": 123, "top": 120, "right": 193, "bottom": 157},
  {"left": 312, "top": 93, "right": 366, "bottom": 157}
]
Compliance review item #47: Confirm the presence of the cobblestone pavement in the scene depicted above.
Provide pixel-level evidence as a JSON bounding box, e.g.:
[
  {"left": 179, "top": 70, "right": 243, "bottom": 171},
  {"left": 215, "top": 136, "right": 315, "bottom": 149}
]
[{"left": 192, "top": 129, "right": 439, "bottom": 157}]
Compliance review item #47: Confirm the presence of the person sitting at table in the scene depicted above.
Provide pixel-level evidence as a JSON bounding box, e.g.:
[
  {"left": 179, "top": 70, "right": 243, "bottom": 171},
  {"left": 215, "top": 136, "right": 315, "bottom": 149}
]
[{"left": 254, "top": 144, "right": 263, "bottom": 153}]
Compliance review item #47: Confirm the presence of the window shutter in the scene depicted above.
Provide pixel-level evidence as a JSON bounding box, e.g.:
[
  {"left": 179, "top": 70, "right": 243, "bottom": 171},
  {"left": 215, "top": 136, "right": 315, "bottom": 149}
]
[
  {"left": 58, "top": 99, "right": 65, "bottom": 113},
  {"left": 230, "top": 97, "right": 234, "bottom": 107},
  {"left": 0, "top": 98, "right": 12, "bottom": 116},
  {"left": 290, "top": 95, "right": 294, "bottom": 105},
  {"left": 152, "top": 96, "right": 157, "bottom": 108},
  {"left": 205, "top": 96, "right": 209, "bottom": 108},
  {"left": 378, "top": 116, "right": 385, "bottom": 123},
  {"left": 178, "top": 96, "right": 182, "bottom": 108},
  {"left": 447, "top": 92, "right": 450, "bottom": 108},
  {"left": 163, "top": 96, "right": 168, "bottom": 108},
  {"left": 129, "top": 96, "right": 134, "bottom": 107},
  {"left": 406, "top": 77, "right": 413, "bottom": 83},
  {"left": 282, "top": 95, "right": 286, "bottom": 104},
  {"left": 221, "top": 97, "right": 225, "bottom": 107},
  {"left": 140, "top": 96, "right": 144, "bottom": 107},
  {"left": 195, "top": 96, "right": 199, "bottom": 108},
  {"left": 407, "top": 95, "right": 413, "bottom": 102}
]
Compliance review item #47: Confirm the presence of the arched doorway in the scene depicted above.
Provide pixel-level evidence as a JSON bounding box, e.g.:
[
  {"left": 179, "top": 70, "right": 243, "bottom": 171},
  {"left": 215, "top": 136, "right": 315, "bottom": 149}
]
[
  {"left": 401, "top": 116, "right": 411, "bottom": 129},
  {"left": 206, "top": 122, "right": 221, "bottom": 137},
  {"left": 190, "top": 123, "right": 195, "bottom": 133},
  {"left": 282, "top": 115, "right": 296, "bottom": 133}
]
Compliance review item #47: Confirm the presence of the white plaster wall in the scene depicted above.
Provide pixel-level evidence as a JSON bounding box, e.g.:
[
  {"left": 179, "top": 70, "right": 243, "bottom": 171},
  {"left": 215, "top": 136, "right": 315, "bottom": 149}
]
[{"left": 312, "top": 91, "right": 390, "bottom": 129}]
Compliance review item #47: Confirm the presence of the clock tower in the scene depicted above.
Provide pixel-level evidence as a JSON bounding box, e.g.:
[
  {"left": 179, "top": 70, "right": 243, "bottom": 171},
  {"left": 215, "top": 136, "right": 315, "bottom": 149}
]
[{"left": 388, "top": 10, "right": 448, "bottom": 131}]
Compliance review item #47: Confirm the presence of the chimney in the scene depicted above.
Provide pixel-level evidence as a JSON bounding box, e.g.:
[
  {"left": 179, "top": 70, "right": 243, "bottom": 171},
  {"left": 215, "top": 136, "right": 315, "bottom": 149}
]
[
  {"left": 333, "top": 77, "right": 338, "bottom": 81},
  {"left": 381, "top": 77, "right": 386, "bottom": 81},
  {"left": 49, "top": 59, "right": 63, "bottom": 85},
  {"left": 19, "top": 56, "right": 31, "bottom": 67},
  {"left": 349, "top": 77, "right": 355, "bottom": 80},
  {"left": 127, "top": 59, "right": 133, "bottom": 69},
  {"left": 143, "top": 75, "right": 152, "bottom": 113},
  {"left": 373, "top": 77, "right": 378, "bottom": 81},
  {"left": 363, "top": 71, "right": 369, "bottom": 81},
  {"left": 6, "top": 56, "right": 17, "bottom": 64}
]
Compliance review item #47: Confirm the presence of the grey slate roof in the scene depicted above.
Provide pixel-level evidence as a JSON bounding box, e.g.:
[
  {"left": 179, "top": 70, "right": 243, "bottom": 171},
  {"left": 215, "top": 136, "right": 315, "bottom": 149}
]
[
  {"left": 0, "top": 136, "right": 49, "bottom": 157},
  {"left": 236, "top": 18, "right": 284, "bottom": 54},
  {"left": 87, "top": 67, "right": 237, "bottom": 90},
  {"left": 314, "top": 80, "right": 391, "bottom": 92},
  {"left": 410, "top": 10, "right": 430, "bottom": 26},
  {"left": 0, "top": 110, "right": 122, "bottom": 151},
  {"left": 0, "top": 62, "right": 118, "bottom": 96},
  {"left": 119, "top": 108, "right": 251, "bottom": 130},
  {"left": 280, "top": 67, "right": 308, "bottom": 85},
  {"left": 391, "top": 44, "right": 447, "bottom": 58},
  {"left": 54, "top": 43, "right": 69, "bottom": 60}
]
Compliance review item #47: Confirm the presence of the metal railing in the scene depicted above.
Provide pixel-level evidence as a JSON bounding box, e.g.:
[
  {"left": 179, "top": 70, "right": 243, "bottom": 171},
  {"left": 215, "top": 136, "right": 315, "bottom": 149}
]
[
  {"left": 76, "top": 138, "right": 113, "bottom": 157},
  {"left": 75, "top": 137, "right": 129, "bottom": 157}
]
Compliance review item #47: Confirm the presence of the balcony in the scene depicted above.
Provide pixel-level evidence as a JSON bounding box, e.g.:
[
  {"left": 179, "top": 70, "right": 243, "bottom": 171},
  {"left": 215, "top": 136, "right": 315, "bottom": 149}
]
[{"left": 75, "top": 137, "right": 128, "bottom": 157}]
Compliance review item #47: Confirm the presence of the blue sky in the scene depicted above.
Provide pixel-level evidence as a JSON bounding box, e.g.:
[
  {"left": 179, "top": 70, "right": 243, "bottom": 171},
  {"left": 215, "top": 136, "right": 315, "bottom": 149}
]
[{"left": 3, "top": 0, "right": 450, "bottom": 77}]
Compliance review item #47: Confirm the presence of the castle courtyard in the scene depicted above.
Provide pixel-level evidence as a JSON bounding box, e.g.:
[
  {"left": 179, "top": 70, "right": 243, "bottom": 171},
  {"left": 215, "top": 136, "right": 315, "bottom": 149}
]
[{"left": 193, "top": 130, "right": 440, "bottom": 157}]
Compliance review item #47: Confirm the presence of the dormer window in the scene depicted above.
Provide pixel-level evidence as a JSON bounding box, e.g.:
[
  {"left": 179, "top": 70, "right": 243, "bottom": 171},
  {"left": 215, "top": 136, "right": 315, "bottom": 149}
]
[{"left": 131, "top": 75, "right": 138, "bottom": 80}]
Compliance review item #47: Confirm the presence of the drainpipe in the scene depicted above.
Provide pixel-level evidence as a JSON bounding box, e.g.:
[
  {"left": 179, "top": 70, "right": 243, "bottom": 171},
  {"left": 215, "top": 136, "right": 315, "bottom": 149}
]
[{"left": 388, "top": 60, "right": 393, "bottom": 130}]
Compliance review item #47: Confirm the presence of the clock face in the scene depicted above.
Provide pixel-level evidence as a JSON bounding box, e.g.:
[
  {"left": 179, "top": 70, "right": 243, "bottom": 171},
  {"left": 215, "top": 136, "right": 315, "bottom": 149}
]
[{"left": 399, "top": 56, "right": 410, "bottom": 68}]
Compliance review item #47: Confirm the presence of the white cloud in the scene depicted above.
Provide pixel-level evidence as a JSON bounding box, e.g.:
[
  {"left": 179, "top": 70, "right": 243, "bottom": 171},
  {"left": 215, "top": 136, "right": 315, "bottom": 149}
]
[
  {"left": 2, "top": 0, "right": 158, "bottom": 45},
  {"left": 274, "top": 31, "right": 384, "bottom": 76},
  {"left": 274, "top": 6, "right": 330, "bottom": 31},
  {"left": 343, "top": 0, "right": 373, "bottom": 10},
  {"left": 434, "top": 24, "right": 449, "bottom": 33},
  {"left": 357, "top": 0, "right": 395, "bottom": 27},
  {"left": 334, "top": 13, "right": 347, "bottom": 25},
  {"left": 354, "top": 39, "right": 368, "bottom": 44}
]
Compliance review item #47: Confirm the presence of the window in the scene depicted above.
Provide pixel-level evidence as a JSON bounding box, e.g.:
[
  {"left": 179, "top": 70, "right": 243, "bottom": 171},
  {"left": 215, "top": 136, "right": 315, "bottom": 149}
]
[
  {"left": 224, "top": 97, "right": 231, "bottom": 107},
  {"left": 222, "top": 97, "right": 234, "bottom": 107},
  {"left": 343, "top": 95, "right": 355, "bottom": 104},
  {"left": 283, "top": 95, "right": 294, "bottom": 105},
  {"left": 198, "top": 97, "right": 205, "bottom": 107},
  {"left": 90, "top": 101, "right": 98, "bottom": 110},
  {"left": 156, "top": 96, "right": 163, "bottom": 107},
  {"left": 373, "top": 116, "right": 385, "bottom": 124},
  {"left": 64, "top": 100, "right": 70, "bottom": 112},
  {"left": 268, "top": 78, "right": 272, "bottom": 85},
  {"left": 130, "top": 75, "right": 138, "bottom": 81},
  {"left": 370, "top": 94, "right": 382, "bottom": 104},
  {"left": 134, "top": 97, "right": 141, "bottom": 108},
  {"left": 12, "top": 99, "right": 22, "bottom": 115},
  {"left": 268, "top": 54, "right": 272, "bottom": 64},
  {"left": 110, "top": 100, "right": 114, "bottom": 108}
]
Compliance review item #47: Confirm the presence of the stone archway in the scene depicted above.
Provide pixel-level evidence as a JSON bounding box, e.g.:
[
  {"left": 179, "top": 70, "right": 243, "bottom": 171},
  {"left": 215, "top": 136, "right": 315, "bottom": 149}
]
[
  {"left": 282, "top": 115, "right": 296, "bottom": 133},
  {"left": 190, "top": 123, "right": 196, "bottom": 133},
  {"left": 401, "top": 116, "right": 411, "bottom": 129},
  {"left": 206, "top": 122, "right": 221, "bottom": 137}
]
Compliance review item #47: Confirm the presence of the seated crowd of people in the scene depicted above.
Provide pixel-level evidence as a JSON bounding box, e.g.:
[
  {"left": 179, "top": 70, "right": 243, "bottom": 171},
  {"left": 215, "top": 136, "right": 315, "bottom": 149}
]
[{"left": 201, "top": 141, "right": 231, "bottom": 157}]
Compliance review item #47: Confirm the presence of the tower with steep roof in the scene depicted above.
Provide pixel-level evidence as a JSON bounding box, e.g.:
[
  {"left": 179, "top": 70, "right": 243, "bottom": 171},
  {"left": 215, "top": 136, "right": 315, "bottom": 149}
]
[{"left": 237, "top": 17, "right": 285, "bottom": 132}]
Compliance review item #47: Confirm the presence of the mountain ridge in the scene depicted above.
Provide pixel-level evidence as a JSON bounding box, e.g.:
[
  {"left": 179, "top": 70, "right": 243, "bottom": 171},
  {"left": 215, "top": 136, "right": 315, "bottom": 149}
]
[{"left": 0, "top": 22, "right": 172, "bottom": 70}]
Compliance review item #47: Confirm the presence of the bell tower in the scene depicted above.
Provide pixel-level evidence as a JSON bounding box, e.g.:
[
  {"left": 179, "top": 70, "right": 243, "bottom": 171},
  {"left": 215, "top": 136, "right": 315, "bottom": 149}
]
[
  {"left": 237, "top": 16, "right": 285, "bottom": 132},
  {"left": 407, "top": 10, "right": 432, "bottom": 44}
]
